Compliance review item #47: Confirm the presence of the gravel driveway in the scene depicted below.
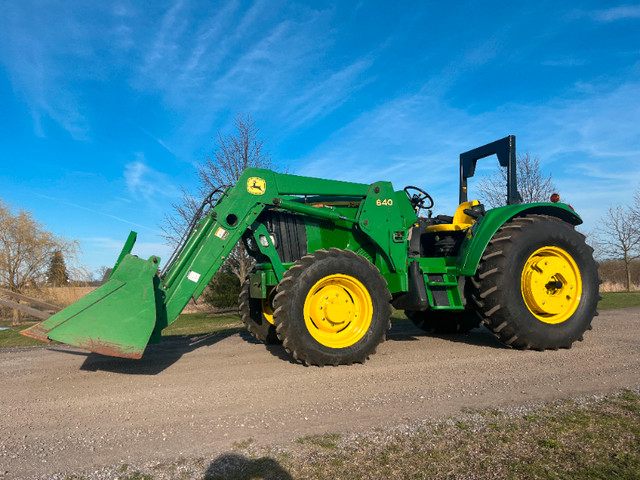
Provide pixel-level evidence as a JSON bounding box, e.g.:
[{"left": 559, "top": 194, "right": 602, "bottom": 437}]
[{"left": 1, "top": 307, "right": 638, "bottom": 479}]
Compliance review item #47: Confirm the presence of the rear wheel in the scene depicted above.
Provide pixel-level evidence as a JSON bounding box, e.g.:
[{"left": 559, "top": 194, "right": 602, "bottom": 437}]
[
  {"left": 239, "top": 279, "right": 281, "bottom": 344},
  {"left": 405, "top": 309, "right": 481, "bottom": 334},
  {"left": 470, "top": 215, "right": 599, "bottom": 350},
  {"left": 273, "top": 248, "right": 392, "bottom": 366}
]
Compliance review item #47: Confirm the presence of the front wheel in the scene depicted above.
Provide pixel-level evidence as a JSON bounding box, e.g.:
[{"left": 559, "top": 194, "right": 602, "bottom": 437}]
[
  {"left": 272, "top": 248, "right": 392, "bottom": 366},
  {"left": 470, "top": 215, "right": 599, "bottom": 350},
  {"left": 239, "top": 279, "right": 281, "bottom": 344}
]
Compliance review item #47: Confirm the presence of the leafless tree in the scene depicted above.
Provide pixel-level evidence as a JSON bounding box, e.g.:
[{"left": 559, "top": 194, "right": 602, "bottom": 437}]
[
  {"left": 593, "top": 204, "right": 640, "bottom": 292},
  {"left": 477, "top": 152, "right": 557, "bottom": 208},
  {"left": 631, "top": 187, "right": 640, "bottom": 226},
  {"left": 162, "top": 114, "right": 273, "bottom": 284},
  {"left": 0, "top": 199, "right": 79, "bottom": 324}
]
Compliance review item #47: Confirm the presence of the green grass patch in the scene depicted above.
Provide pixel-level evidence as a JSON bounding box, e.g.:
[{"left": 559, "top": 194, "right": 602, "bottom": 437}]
[
  {"left": 161, "top": 312, "right": 242, "bottom": 337},
  {"left": 277, "top": 391, "right": 640, "bottom": 480},
  {"left": 297, "top": 433, "right": 342, "bottom": 450},
  {"left": 0, "top": 320, "right": 56, "bottom": 348},
  {"left": 232, "top": 438, "right": 254, "bottom": 450},
  {"left": 599, "top": 291, "right": 640, "bottom": 309}
]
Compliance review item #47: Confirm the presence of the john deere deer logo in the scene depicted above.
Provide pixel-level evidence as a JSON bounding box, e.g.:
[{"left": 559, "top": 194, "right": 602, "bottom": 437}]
[{"left": 247, "top": 177, "right": 266, "bottom": 195}]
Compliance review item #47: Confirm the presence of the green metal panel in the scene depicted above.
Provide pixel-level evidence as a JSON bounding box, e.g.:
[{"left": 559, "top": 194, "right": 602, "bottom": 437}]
[
  {"left": 252, "top": 223, "right": 285, "bottom": 281},
  {"left": 24, "top": 254, "right": 160, "bottom": 359},
  {"left": 456, "top": 203, "right": 582, "bottom": 276},
  {"left": 272, "top": 171, "right": 369, "bottom": 196},
  {"left": 357, "top": 182, "right": 416, "bottom": 274},
  {"left": 110, "top": 231, "right": 138, "bottom": 279}
]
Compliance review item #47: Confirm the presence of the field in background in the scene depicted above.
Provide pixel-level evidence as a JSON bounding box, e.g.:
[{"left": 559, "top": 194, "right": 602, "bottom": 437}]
[
  {"left": 599, "top": 259, "right": 640, "bottom": 292},
  {"left": 600, "top": 281, "right": 640, "bottom": 292}
]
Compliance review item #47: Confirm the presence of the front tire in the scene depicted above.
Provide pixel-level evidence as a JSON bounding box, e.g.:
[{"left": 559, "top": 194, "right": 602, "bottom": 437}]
[
  {"left": 470, "top": 215, "right": 599, "bottom": 350},
  {"left": 239, "top": 279, "right": 281, "bottom": 345},
  {"left": 272, "top": 248, "right": 392, "bottom": 366}
]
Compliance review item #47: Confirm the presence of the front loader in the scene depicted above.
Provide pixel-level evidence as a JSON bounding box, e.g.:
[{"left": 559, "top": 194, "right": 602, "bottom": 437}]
[{"left": 22, "top": 136, "right": 600, "bottom": 365}]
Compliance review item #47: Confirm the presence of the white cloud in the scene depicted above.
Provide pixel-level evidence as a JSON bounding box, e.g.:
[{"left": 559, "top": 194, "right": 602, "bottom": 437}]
[
  {"left": 592, "top": 5, "right": 640, "bottom": 22},
  {"left": 296, "top": 79, "right": 640, "bottom": 230},
  {"left": 123, "top": 154, "right": 181, "bottom": 203},
  {"left": 0, "top": 2, "right": 96, "bottom": 139},
  {"left": 31, "top": 192, "right": 160, "bottom": 234},
  {"left": 82, "top": 236, "right": 173, "bottom": 269}
]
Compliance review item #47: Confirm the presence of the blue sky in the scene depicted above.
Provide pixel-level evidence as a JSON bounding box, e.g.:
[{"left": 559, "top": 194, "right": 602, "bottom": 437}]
[{"left": 1, "top": 1, "right": 639, "bottom": 276}]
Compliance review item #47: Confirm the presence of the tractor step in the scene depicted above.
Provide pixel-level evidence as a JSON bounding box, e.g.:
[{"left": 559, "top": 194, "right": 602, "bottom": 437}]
[{"left": 425, "top": 274, "right": 464, "bottom": 309}]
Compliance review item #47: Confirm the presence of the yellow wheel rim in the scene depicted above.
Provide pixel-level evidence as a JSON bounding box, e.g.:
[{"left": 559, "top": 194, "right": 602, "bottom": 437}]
[
  {"left": 261, "top": 289, "right": 275, "bottom": 325},
  {"left": 521, "top": 246, "right": 582, "bottom": 324},
  {"left": 303, "top": 274, "right": 373, "bottom": 348}
]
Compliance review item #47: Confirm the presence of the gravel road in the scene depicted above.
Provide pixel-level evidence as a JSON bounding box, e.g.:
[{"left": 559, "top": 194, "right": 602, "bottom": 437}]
[{"left": 1, "top": 307, "right": 638, "bottom": 479}]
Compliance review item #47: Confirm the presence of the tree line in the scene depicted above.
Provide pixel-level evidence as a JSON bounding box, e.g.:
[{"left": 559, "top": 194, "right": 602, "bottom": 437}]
[{"left": 0, "top": 200, "right": 77, "bottom": 292}]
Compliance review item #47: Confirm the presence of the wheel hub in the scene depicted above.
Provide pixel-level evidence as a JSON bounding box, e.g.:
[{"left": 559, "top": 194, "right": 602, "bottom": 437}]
[
  {"left": 521, "top": 246, "right": 582, "bottom": 324},
  {"left": 303, "top": 274, "right": 372, "bottom": 348},
  {"left": 261, "top": 289, "right": 276, "bottom": 325}
]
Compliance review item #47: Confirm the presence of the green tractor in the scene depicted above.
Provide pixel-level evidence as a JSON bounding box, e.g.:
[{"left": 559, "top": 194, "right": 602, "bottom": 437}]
[{"left": 23, "top": 136, "right": 600, "bottom": 366}]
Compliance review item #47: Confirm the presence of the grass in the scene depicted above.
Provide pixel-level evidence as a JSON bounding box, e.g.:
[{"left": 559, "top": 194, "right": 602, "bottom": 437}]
[
  {"left": 599, "top": 291, "right": 640, "bottom": 309},
  {"left": 276, "top": 391, "right": 640, "bottom": 480},
  {"left": 161, "top": 312, "right": 242, "bottom": 337},
  {"left": 297, "top": 433, "right": 342, "bottom": 450},
  {"left": 65, "top": 390, "right": 640, "bottom": 480}
]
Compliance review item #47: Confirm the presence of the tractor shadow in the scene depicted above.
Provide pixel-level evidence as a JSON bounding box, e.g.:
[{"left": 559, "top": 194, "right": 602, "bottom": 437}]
[
  {"left": 387, "top": 319, "right": 507, "bottom": 349},
  {"left": 76, "top": 326, "right": 247, "bottom": 375},
  {"left": 251, "top": 318, "right": 508, "bottom": 366},
  {"left": 69, "top": 320, "right": 504, "bottom": 375}
]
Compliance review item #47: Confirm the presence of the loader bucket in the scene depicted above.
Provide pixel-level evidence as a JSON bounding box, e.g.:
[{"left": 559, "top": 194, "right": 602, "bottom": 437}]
[{"left": 21, "top": 253, "right": 161, "bottom": 359}]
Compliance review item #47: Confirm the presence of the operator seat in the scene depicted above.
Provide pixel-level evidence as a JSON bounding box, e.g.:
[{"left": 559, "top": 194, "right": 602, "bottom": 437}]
[{"left": 425, "top": 200, "right": 481, "bottom": 233}]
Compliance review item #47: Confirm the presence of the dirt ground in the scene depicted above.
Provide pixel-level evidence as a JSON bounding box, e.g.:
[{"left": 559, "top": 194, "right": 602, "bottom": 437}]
[{"left": 1, "top": 308, "right": 638, "bottom": 479}]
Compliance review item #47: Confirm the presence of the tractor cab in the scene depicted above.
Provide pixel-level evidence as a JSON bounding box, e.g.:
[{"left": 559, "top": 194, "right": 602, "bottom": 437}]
[{"left": 407, "top": 135, "right": 520, "bottom": 259}]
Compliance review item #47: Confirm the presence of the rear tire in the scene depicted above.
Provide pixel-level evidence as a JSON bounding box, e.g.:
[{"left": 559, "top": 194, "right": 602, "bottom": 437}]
[
  {"left": 405, "top": 309, "right": 481, "bottom": 334},
  {"left": 239, "top": 279, "right": 281, "bottom": 345},
  {"left": 470, "top": 215, "right": 599, "bottom": 350},
  {"left": 273, "top": 248, "right": 392, "bottom": 366}
]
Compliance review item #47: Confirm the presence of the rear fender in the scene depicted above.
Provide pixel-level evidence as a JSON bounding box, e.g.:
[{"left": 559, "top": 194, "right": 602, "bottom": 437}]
[{"left": 456, "top": 203, "right": 581, "bottom": 276}]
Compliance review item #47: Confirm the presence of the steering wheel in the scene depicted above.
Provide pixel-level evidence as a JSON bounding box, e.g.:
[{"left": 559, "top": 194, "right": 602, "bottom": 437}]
[{"left": 404, "top": 186, "right": 434, "bottom": 210}]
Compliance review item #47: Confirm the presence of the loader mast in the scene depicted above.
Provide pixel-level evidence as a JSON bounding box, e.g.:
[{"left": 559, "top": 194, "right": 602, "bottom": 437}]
[{"left": 157, "top": 168, "right": 375, "bottom": 326}]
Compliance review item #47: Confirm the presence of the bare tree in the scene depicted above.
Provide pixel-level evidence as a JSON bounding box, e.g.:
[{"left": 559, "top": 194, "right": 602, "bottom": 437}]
[
  {"left": 632, "top": 187, "right": 640, "bottom": 227},
  {"left": 477, "top": 152, "right": 557, "bottom": 208},
  {"left": 593, "top": 204, "right": 640, "bottom": 292},
  {"left": 198, "top": 114, "right": 272, "bottom": 193},
  {"left": 162, "top": 114, "right": 273, "bottom": 284},
  {"left": 0, "top": 199, "right": 79, "bottom": 324}
]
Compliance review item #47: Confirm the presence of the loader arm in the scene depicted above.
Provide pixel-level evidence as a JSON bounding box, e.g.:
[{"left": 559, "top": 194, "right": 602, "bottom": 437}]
[{"left": 22, "top": 168, "right": 413, "bottom": 359}]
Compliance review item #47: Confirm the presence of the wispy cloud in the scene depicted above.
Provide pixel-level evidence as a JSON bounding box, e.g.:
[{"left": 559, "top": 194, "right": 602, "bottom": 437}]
[
  {"left": 298, "top": 78, "right": 640, "bottom": 223},
  {"left": 138, "top": 126, "right": 175, "bottom": 155},
  {"left": 124, "top": 154, "right": 181, "bottom": 203},
  {"left": 83, "top": 236, "right": 172, "bottom": 265},
  {"left": 130, "top": 2, "right": 373, "bottom": 142},
  {"left": 541, "top": 58, "right": 587, "bottom": 67},
  {"left": 32, "top": 192, "right": 160, "bottom": 234},
  {"left": 0, "top": 2, "right": 98, "bottom": 139},
  {"left": 591, "top": 5, "right": 640, "bottom": 22}
]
